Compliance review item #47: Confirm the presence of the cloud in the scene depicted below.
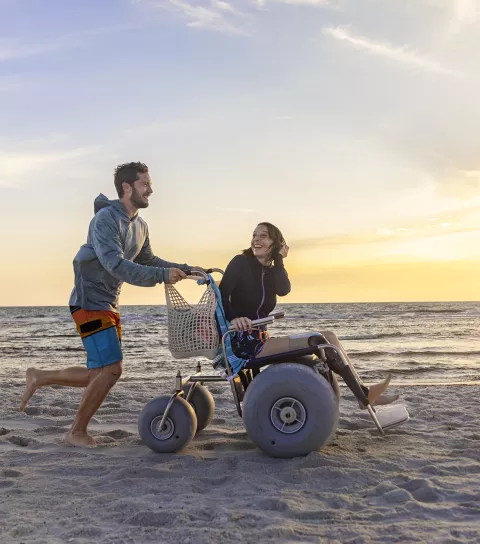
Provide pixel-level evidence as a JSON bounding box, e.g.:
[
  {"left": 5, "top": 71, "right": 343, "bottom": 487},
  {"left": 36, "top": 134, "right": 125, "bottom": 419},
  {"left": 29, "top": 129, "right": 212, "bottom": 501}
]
[
  {"left": 0, "top": 23, "right": 138, "bottom": 63},
  {"left": 144, "top": 0, "right": 332, "bottom": 33},
  {"left": 150, "top": 0, "right": 250, "bottom": 34},
  {"left": 254, "top": 0, "right": 329, "bottom": 6},
  {"left": 323, "top": 25, "right": 460, "bottom": 76},
  {"left": 0, "top": 146, "right": 100, "bottom": 187},
  {"left": 435, "top": 168, "right": 480, "bottom": 198},
  {"left": 430, "top": 0, "right": 479, "bottom": 36},
  {"left": 215, "top": 206, "right": 259, "bottom": 213},
  {"left": 290, "top": 206, "right": 480, "bottom": 250}
]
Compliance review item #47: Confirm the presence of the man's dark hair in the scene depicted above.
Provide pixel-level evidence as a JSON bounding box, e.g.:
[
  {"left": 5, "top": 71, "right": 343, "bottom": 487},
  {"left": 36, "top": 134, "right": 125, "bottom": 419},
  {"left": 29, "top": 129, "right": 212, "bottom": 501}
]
[{"left": 114, "top": 162, "right": 149, "bottom": 197}]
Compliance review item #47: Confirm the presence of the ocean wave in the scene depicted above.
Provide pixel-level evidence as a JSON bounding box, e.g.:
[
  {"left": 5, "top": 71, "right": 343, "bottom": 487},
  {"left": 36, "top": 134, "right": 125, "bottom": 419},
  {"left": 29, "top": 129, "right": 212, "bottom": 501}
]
[
  {"left": 354, "top": 350, "right": 480, "bottom": 358},
  {"left": 388, "top": 366, "right": 438, "bottom": 375},
  {"left": 340, "top": 332, "right": 404, "bottom": 341},
  {"left": 14, "top": 314, "right": 48, "bottom": 319}
]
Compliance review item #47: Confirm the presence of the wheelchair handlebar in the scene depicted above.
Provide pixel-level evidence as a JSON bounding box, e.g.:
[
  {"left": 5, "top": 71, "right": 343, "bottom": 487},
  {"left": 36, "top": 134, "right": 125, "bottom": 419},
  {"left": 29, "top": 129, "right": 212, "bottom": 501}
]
[
  {"left": 228, "top": 311, "right": 285, "bottom": 331},
  {"left": 184, "top": 268, "right": 224, "bottom": 280}
]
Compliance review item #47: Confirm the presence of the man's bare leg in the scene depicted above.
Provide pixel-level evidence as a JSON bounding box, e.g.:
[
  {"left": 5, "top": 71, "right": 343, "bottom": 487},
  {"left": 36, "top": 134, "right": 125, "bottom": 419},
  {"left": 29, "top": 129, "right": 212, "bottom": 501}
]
[
  {"left": 65, "top": 361, "right": 123, "bottom": 448},
  {"left": 20, "top": 366, "right": 90, "bottom": 411}
]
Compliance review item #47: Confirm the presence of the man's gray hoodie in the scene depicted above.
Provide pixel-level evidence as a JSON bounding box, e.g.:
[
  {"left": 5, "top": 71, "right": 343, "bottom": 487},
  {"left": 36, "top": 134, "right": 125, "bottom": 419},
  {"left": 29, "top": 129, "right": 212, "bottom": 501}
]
[{"left": 69, "top": 194, "right": 190, "bottom": 312}]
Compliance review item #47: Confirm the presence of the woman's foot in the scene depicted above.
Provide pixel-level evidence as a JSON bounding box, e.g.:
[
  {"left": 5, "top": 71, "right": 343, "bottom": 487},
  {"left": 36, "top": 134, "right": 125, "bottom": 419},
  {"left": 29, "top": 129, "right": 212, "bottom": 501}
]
[
  {"left": 372, "top": 393, "right": 399, "bottom": 406},
  {"left": 359, "top": 374, "right": 399, "bottom": 409}
]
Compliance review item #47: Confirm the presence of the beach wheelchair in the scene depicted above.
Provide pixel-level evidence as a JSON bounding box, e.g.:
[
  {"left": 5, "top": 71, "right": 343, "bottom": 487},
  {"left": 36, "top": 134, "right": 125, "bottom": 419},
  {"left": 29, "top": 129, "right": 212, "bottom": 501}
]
[{"left": 138, "top": 270, "right": 409, "bottom": 458}]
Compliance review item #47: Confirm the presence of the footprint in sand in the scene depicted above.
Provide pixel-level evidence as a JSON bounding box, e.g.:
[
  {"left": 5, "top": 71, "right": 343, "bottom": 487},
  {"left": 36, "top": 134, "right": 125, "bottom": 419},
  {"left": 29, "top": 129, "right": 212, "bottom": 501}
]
[
  {"left": 400, "top": 478, "right": 440, "bottom": 503},
  {"left": 0, "top": 469, "right": 23, "bottom": 489},
  {"left": 7, "top": 435, "right": 31, "bottom": 447},
  {"left": 2, "top": 469, "right": 23, "bottom": 478},
  {"left": 104, "top": 429, "right": 135, "bottom": 439}
]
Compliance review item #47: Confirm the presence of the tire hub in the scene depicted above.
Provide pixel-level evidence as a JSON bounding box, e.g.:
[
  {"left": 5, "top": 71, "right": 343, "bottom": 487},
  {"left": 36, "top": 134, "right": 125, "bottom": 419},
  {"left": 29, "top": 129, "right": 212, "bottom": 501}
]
[
  {"left": 270, "top": 397, "right": 307, "bottom": 434},
  {"left": 151, "top": 415, "right": 175, "bottom": 440}
]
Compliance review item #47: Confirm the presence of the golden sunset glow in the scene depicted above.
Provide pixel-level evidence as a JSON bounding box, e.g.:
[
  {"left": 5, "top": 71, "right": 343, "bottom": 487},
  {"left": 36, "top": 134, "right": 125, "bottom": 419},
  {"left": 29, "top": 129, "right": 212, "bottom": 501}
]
[{"left": 1, "top": 0, "right": 479, "bottom": 305}]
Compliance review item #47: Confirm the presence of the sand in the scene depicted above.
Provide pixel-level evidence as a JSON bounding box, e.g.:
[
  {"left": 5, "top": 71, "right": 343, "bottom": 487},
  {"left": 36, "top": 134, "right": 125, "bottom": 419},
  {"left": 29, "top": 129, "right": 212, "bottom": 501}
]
[{"left": 1, "top": 375, "right": 480, "bottom": 544}]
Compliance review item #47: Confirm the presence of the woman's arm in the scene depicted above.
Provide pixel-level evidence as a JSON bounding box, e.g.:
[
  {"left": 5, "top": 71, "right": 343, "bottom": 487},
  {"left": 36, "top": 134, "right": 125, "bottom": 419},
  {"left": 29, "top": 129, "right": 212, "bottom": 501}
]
[{"left": 272, "top": 254, "right": 291, "bottom": 296}]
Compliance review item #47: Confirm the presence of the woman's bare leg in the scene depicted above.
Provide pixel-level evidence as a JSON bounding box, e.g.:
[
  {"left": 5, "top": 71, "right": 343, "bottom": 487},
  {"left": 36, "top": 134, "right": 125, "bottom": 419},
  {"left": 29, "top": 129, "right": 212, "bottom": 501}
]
[
  {"left": 256, "top": 336, "right": 290, "bottom": 357},
  {"left": 251, "top": 331, "right": 397, "bottom": 406},
  {"left": 320, "top": 330, "right": 398, "bottom": 406}
]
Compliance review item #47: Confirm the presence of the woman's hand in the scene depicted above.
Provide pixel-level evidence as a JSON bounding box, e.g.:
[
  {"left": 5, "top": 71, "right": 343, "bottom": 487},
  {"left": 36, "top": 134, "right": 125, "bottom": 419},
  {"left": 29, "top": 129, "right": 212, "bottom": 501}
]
[
  {"left": 230, "top": 317, "right": 252, "bottom": 331},
  {"left": 279, "top": 244, "right": 289, "bottom": 258}
]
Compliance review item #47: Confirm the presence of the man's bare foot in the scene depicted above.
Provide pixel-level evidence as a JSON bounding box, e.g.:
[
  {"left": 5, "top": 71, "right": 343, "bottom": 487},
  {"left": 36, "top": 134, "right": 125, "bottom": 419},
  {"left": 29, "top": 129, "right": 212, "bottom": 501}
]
[
  {"left": 20, "top": 368, "right": 39, "bottom": 411},
  {"left": 65, "top": 430, "right": 97, "bottom": 448}
]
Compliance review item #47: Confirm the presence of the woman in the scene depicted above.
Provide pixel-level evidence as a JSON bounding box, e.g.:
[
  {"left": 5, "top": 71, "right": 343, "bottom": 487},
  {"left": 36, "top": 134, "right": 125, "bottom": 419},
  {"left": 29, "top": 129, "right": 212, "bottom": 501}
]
[{"left": 219, "top": 222, "right": 397, "bottom": 407}]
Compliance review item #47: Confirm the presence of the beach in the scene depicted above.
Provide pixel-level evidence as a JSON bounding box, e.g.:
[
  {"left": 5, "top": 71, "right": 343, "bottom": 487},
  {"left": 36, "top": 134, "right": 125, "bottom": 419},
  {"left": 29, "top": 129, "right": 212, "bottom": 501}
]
[
  {"left": 1, "top": 378, "right": 480, "bottom": 543},
  {"left": 1, "top": 302, "right": 479, "bottom": 543}
]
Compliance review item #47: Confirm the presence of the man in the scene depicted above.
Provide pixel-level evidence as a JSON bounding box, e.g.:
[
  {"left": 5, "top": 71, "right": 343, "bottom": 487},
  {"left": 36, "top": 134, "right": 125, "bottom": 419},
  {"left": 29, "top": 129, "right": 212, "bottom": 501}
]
[{"left": 20, "top": 162, "right": 199, "bottom": 447}]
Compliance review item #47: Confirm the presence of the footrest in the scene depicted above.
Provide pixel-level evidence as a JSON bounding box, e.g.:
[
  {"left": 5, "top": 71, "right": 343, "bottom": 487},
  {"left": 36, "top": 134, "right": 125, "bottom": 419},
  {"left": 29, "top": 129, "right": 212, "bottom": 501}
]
[{"left": 375, "top": 404, "right": 410, "bottom": 431}]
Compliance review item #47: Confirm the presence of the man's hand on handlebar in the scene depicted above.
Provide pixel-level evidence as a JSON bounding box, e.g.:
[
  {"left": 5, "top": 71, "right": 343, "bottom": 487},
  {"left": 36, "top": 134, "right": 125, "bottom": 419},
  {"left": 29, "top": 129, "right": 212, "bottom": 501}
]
[
  {"left": 230, "top": 317, "right": 252, "bottom": 331},
  {"left": 166, "top": 268, "right": 187, "bottom": 284}
]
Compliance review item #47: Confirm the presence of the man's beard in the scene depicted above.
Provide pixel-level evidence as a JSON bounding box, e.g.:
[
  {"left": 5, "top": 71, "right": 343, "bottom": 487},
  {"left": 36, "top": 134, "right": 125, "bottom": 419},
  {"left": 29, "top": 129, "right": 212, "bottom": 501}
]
[{"left": 131, "top": 186, "right": 149, "bottom": 209}]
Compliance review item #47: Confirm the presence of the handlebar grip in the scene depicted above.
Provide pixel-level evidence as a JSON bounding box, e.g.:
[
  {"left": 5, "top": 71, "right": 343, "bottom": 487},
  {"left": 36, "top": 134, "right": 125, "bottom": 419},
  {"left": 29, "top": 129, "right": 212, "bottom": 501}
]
[
  {"left": 228, "top": 316, "right": 275, "bottom": 330},
  {"left": 185, "top": 268, "right": 215, "bottom": 275}
]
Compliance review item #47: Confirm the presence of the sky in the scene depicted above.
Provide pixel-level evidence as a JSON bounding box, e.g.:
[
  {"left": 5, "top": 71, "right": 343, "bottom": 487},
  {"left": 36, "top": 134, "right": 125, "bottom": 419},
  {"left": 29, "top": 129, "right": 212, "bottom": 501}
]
[{"left": 1, "top": 0, "right": 479, "bottom": 305}]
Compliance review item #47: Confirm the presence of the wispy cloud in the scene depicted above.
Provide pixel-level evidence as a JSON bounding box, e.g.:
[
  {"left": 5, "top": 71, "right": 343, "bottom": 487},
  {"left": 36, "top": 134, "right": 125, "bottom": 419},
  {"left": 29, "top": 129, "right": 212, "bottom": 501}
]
[
  {"left": 149, "top": 0, "right": 250, "bottom": 34},
  {"left": 323, "top": 25, "right": 460, "bottom": 76},
  {"left": 291, "top": 206, "right": 480, "bottom": 250},
  {"left": 0, "top": 146, "right": 100, "bottom": 187},
  {"left": 440, "top": 0, "right": 478, "bottom": 36},
  {"left": 215, "top": 206, "right": 259, "bottom": 213},
  {"left": 145, "top": 0, "right": 332, "bottom": 33},
  {"left": 436, "top": 168, "right": 480, "bottom": 198},
  {"left": 0, "top": 23, "right": 138, "bottom": 63},
  {"left": 254, "top": 0, "right": 329, "bottom": 6}
]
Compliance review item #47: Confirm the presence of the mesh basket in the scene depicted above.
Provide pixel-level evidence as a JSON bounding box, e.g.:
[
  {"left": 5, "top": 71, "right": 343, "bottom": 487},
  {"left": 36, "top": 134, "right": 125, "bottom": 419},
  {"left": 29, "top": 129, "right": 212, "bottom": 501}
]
[{"left": 164, "top": 280, "right": 219, "bottom": 360}]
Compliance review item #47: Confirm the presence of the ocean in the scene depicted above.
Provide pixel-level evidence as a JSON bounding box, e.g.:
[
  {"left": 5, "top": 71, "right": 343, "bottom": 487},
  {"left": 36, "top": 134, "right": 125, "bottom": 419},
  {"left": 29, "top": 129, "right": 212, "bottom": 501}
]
[{"left": 0, "top": 302, "right": 479, "bottom": 387}]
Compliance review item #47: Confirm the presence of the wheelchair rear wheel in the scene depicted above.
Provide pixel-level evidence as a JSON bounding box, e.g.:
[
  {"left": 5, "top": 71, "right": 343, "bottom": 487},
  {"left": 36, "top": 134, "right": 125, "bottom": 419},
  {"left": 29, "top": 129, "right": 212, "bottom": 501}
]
[{"left": 242, "top": 363, "right": 339, "bottom": 458}]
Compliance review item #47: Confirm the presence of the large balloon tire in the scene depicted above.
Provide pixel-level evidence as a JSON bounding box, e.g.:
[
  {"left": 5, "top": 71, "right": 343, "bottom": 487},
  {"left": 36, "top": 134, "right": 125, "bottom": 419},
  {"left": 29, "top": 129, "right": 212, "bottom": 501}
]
[
  {"left": 242, "top": 363, "right": 339, "bottom": 458},
  {"left": 138, "top": 395, "right": 197, "bottom": 453},
  {"left": 181, "top": 383, "right": 215, "bottom": 433}
]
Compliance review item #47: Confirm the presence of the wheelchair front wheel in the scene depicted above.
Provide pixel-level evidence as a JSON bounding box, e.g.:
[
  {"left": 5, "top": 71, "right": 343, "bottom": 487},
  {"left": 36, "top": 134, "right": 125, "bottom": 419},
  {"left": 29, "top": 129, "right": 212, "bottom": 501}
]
[
  {"left": 242, "top": 363, "right": 339, "bottom": 458},
  {"left": 181, "top": 383, "right": 215, "bottom": 433},
  {"left": 138, "top": 395, "right": 197, "bottom": 453}
]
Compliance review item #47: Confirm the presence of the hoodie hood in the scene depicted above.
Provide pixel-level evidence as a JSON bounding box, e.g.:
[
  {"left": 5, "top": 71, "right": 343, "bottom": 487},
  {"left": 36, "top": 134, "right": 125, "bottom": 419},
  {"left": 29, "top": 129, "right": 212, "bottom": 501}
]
[
  {"left": 94, "top": 194, "right": 138, "bottom": 221},
  {"left": 94, "top": 194, "right": 113, "bottom": 214}
]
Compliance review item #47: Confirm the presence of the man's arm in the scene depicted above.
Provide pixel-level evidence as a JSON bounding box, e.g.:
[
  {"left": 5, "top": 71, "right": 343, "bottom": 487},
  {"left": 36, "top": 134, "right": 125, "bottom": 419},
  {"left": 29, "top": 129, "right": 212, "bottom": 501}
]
[
  {"left": 92, "top": 213, "right": 172, "bottom": 285},
  {"left": 134, "top": 235, "right": 191, "bottom": 271}
]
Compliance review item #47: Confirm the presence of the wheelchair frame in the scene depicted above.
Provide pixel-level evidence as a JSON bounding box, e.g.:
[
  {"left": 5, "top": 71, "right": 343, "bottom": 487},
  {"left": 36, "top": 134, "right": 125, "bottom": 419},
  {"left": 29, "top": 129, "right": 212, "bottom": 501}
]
[{"left": 156, "top": 270, "right": 388, "bottom": 436}]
